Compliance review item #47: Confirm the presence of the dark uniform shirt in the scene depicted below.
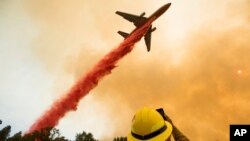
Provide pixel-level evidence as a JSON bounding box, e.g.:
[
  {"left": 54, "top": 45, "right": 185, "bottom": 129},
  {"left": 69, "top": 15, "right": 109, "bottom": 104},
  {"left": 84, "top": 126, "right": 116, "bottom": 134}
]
[{"left": 172, "top": 124, "right": 190, "bottom": 141}]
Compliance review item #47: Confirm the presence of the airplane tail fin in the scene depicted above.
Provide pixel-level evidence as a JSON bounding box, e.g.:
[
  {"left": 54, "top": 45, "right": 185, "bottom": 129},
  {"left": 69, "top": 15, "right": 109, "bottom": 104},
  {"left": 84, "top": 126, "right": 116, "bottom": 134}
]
[{"left": 118, "top": 31, "right": 129, "bottom": 38}]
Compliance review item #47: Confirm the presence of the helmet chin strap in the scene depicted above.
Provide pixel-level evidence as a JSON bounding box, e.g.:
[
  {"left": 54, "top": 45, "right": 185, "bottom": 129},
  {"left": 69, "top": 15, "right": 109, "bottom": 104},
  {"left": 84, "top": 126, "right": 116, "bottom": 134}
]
[{"left": 131, "top": 124, "right": 167, "bottom": 140}]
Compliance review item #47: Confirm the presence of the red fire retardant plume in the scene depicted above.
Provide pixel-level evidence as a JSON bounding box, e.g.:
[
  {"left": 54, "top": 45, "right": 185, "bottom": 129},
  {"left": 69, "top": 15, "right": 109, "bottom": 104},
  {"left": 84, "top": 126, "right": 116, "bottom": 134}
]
[{"left": 27, "top": 17, "right": 155, "bottom": 134}]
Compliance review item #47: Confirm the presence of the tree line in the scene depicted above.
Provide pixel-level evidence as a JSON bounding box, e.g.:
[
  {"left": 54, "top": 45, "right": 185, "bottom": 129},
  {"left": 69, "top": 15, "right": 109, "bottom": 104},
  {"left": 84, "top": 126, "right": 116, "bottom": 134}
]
[{"left": 0, "top": 119, "right": 127, "bottom": 141}]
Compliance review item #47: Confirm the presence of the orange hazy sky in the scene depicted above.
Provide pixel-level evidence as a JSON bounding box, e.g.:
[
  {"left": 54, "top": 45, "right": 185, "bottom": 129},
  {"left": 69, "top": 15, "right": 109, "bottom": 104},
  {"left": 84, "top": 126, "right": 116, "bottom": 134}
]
[{"left": 0, "top": 0, "right": 250, "bottom": 140}]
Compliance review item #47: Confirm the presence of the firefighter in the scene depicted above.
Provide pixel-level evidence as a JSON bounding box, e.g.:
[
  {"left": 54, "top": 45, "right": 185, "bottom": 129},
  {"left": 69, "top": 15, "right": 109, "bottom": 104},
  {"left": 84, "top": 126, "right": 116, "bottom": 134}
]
[{"left": 127, "top": 107, "right": 189, "bottom": 141}]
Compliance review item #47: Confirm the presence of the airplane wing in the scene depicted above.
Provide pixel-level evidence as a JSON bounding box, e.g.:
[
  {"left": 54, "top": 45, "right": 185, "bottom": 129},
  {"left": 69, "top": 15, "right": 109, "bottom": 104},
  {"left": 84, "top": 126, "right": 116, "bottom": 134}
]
[
  {"left": 116, "top": 11, "right": 147, "bottom": 27},
  {"left": 144, "top": 26, "right": 152, "bottom": 52},
  {"left": 115, "top": 11, "right": 141, "bottom": 23},
  {"left": 118, "top": 31, "right": 129, "bottom": 38}
]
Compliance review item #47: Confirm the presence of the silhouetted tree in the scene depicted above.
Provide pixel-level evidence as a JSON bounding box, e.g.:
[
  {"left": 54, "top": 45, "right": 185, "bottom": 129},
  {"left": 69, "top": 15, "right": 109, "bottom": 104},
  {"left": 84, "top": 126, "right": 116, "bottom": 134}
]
[
  {"left": 6, "top": 131, "right": 22, "bottom": 141},
  {"left": 75, "top": 131, "right": 98, "bottom": 141},
  {"left": 113, "top": 137, "right": 127, "bottom": 141},
  {"left": 50, "top": 128, "right": 68, "bottom": 141},
  {"left": 0, "top": 125, "right": 11, "bottom": 141},
  {"left": 0, "top": 119, "right": 100, "bottom": 141},
  {"left": 22, "top": 127, "right": 68, "bottom": 141}
]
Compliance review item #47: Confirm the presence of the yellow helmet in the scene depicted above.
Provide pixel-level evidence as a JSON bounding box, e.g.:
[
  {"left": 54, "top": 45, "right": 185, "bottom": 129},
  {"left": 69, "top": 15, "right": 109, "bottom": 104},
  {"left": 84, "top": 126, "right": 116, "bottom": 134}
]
[{"left": 127, "top": 107, "right": 173, "bottom": 141}]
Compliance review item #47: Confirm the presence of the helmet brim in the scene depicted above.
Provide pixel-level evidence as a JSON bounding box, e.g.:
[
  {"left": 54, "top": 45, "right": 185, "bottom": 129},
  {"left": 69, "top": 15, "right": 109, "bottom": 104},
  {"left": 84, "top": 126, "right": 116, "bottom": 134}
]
[{"left": 127, "top": 121, "right": 173, "bottom": 141}]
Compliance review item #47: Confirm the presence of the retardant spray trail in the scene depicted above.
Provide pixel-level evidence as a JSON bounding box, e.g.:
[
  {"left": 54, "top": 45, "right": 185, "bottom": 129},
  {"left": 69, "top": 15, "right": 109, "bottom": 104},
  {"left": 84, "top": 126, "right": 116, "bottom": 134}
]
[{"left": 26, "top": 17, "right": 155, "bottom": 134}]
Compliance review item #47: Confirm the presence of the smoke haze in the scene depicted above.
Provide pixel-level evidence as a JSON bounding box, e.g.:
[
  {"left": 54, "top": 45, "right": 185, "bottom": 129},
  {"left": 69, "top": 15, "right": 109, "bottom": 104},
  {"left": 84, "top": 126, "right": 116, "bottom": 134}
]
[{"left": 1, "top": 0, "right": 250, "bottom": 140}]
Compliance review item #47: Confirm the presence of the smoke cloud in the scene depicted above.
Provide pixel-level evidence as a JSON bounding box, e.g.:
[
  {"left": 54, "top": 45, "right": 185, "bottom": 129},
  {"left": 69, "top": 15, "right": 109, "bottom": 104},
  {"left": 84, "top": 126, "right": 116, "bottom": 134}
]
[
  {"left": 26, "top": 18, "right": 153, "bottom": 134},
  {"left": 19, "top": 0, "right": 250, "bottom": 140}
]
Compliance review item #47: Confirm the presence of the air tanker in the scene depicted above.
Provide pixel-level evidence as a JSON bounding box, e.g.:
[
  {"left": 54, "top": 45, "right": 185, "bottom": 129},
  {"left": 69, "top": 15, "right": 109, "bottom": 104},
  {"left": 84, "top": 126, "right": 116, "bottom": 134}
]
[{"left": 116, "top": 3, "right": 171, "bottom": 51}]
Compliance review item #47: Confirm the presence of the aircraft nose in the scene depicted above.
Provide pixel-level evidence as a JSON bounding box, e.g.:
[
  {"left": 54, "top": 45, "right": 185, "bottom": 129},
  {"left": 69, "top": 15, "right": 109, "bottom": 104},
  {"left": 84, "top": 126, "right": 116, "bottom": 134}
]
[{"left": 165, "top": 3, "right": 171, "bottom": 9}]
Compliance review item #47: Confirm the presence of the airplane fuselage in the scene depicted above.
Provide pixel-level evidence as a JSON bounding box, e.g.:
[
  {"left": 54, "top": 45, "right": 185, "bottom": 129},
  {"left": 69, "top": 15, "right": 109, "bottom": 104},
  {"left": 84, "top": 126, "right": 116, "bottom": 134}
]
[
  {"left": 136, "top": 3, "right": 171, "bottom": 27},
  {"left": 148, "top": 3, "right": 171, "bottom": 22}
]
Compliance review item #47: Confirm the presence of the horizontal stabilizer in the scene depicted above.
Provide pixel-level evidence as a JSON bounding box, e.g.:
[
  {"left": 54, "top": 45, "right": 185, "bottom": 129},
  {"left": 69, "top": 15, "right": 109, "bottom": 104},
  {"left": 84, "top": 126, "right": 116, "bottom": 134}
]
[
  {"left": 151, "top": 27, "right": 156, "bottom": 32},
  {"left": 118, "top": 31, "right": 129, "bottom": 38}
]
